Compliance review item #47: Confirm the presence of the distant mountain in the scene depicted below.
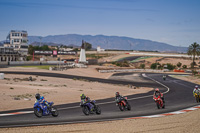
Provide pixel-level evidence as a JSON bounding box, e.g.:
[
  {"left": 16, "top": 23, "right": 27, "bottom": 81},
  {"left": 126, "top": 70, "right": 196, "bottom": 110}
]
[
  {"left": 30, "top": 42, "right": 63, "bottom": 46},
  {"left": 27, "top": 34, "right": 187, "bottom": 52}
]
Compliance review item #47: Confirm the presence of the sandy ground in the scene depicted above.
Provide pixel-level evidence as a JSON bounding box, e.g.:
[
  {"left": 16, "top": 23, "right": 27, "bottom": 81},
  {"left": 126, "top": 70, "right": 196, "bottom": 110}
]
[
  {"left": 158, "top": 58, "right": 194, "bottom": 67},
  {"left": 0, "top": 67, "right": 152, "bottom": 111},
  {"left": 0, "top": 66, "right": 113, "bottom": 79},
  {"left": 169, "top": 75, "right": 200, "bottom": 85}
]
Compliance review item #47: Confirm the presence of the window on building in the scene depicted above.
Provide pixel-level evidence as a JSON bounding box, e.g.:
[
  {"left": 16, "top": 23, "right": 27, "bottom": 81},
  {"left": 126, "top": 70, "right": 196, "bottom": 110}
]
[{"left": 14, "top": 39, "right": 19, "bottom": 42}]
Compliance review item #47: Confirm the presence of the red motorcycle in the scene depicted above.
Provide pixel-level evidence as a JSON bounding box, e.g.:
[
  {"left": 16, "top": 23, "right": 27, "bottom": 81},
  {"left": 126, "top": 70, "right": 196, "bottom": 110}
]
[
  {"left": 117, "top": 97, "right": 131, "bottom": 111},
  {"left": 154, "top": 95, "right": 165, "bottom": 109}
]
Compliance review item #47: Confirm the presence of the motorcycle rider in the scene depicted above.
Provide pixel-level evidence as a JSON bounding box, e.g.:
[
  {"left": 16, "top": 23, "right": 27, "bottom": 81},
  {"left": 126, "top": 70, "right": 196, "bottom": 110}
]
[
  {"left": 80, "top": 94, "right": 94, "bottom": 111},
  {"left": 80, "top": 94, "right": 91, "bottom": 103},
  {"left": 35, "top": 93, "right": 50, "bottom": 110},
  {"left": 163, "top": 75, "right": 166, "bottom": 80},
  {"left": 193, "top": 85, "right": 200, "bottom": 96},
  {"left": 115, "top": 92, "right": 127, "bottom": 105},
  {"left": 153, "top": 88, "right": 165, "bottom": 103}
]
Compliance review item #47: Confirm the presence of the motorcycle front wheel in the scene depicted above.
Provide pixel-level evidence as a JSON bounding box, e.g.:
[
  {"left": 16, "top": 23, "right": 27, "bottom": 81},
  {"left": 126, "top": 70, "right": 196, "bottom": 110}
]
[
  {"left": 34, "top": 108, "right": 42, "bottom": 118},
  {"left": 95, "top": 105, "right": 101, "bottom": 115},
  {"left": 119, "top": 103, "right": 125, "bottom": 111},
  {"left": 127, "top": 103, "right": 131, "bottom": 111},
  {"left": 51, "top": 107, "right": 59, "bottom": 117},
  {"left": 156, "top": 102, "right": 160, "bottom": 109}
]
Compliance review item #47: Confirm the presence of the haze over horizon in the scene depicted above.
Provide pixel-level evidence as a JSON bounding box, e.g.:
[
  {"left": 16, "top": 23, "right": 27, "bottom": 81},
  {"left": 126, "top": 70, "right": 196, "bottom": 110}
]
[{"left": 0, "top": 0, "right": 200, "bottom": 47}]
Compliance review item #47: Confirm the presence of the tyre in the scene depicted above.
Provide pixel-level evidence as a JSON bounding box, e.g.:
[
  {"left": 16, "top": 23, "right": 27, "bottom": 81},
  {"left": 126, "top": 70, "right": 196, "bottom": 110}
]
[
  {"left": 156, "top": 102, "right": 160, "bottom": 109},
  {"left": 127, "top": 103, "right": 131, "bottom": 111},
  {"left": 95, "top": 105, "right": 101, "bottom": 115},
  {"left": 162, "top": 102, "right": 165, "bottom": 109},
  {"left": 51, "top": 107, "right": 59, "bottom": 117},
  {"left": 119, "top": 103, "right": 125, "bottom": 111},
  {"left": 196, "top": 96, "right": 199, "bottom": 103},
  {"left": 34, "top": 107, "right": 42, "bottom": 118},
  {"left": 82, "top": 106, "right": 90, "bottom": 115}
]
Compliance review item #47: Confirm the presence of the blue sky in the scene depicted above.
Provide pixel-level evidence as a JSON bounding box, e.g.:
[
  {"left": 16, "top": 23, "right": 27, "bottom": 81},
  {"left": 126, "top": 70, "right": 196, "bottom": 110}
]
[{"left": 0, "top": 0, "right": 200, "bottom": 47}]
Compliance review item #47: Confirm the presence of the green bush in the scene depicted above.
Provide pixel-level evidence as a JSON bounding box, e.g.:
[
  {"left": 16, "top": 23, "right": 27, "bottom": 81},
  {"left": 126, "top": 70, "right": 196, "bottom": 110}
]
[
  {"left": 182, "top": 65, "right": 187, "bottom": 69},
  {"left": 140, "top": 64, "right": 145, "bottom": 69},
  {"left": 26, "top": 56, "right": 32, "bottom": 61},
  {"left": 177, "top": 62, "right": 182, "bottom": 67},
  {"left": 166, "top": 63, "right": 176, "bottom": 70},
  {"left": 151, "top": 63, "right": 161, "bottom": 69}
]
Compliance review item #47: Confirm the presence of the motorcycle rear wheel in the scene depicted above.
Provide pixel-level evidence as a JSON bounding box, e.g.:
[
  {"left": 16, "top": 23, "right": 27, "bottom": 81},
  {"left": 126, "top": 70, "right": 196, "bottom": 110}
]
[{"left": 34, "top": 108, "right": 42, "bottom": 118}]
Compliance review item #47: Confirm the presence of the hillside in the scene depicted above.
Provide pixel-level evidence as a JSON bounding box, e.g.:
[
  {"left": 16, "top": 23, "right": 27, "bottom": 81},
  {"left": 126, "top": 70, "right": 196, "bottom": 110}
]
[{"left": 28, "top": 34, "right": 186, "bottom": 52}]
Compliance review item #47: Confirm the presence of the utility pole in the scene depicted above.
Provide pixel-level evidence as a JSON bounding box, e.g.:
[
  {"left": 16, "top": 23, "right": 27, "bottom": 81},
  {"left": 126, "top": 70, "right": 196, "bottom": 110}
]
[{"left": 39, "top": 37, "right": 42, "bottom": 47}]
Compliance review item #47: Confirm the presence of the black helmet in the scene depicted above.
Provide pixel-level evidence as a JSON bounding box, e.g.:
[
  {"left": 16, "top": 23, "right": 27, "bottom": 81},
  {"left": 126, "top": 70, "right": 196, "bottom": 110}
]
[
  {"left": 116, "top": 92, "right": 119, "bottom": 97},
  {"left": 35, "top": 93, "right": 40, "bottom": 100}
]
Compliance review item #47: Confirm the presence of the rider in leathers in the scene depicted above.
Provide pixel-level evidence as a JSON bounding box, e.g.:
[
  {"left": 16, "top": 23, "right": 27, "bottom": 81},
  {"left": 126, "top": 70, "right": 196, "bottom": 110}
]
[
  {"left": 80, "top": 94, "right": 95, "bottom": 111},
  {"left": 153, "top": 88, "right": 165, "bottom": 103},
  {"left": 193, "top": 85, "right": 200, "bottom": 96},
  {"left": 115, "top": 92, "right": 127, "bottom": 105},
  {"left": 35, "top": 93, "right": 50, "bottom": 110}
]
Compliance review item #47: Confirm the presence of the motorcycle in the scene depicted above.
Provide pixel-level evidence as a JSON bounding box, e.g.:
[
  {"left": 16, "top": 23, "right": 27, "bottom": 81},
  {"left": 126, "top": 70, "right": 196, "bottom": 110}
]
[
  {"left": 163, "top": 75, "right": 166, "bottom": 81},
  {"left": 194, "top": 93, "right": 200, "bottom": 103},
  {"left": 34, "top": 101, "right": 59, "bottom": 118},
  {"left": 80, "top": 100, "right": 101, "bottom": 115},
  {"left": 154, "top": 95, "right": 165, "bottom": 109},
  {"left": 116, "top": 97, "right": 131, "bottom": 111}
]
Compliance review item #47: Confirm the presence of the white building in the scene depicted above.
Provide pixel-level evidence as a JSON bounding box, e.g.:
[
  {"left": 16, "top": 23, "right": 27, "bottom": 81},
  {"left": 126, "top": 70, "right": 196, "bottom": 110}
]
[
  {"left": 4, "top": 30, "right": 28, "bottom": 56},
  {"left": 97, "top": 46, "right": 105, "bottom": 52}
]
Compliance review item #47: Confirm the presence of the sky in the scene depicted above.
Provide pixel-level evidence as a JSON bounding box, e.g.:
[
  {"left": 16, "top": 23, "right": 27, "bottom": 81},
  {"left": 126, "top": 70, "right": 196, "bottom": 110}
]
[{"left": 0, "top": 0, "right": 200, "bottom": 47}]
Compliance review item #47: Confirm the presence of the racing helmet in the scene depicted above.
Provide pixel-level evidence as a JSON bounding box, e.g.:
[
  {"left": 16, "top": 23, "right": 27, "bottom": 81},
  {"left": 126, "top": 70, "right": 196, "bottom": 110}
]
[
  {"left": 80, "top": 94, "right": 85, "bottom": 99},
  {"left": 35, "top": 93, "right": 40, "bottom": 100},
  {"left": 115, "top": 92, "right": 120, "bottom": 97},
  {"left": 155, "top": 88, "right": 159, "bottom": 92},
  {"left": 195, "top": 85, "right": 199, "bottom": 89}
]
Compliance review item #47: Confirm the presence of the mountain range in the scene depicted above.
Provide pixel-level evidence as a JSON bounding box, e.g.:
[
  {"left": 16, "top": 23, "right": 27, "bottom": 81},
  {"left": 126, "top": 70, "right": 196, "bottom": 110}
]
[{"left": 5, "top": 34, "right": 188, "bottom": 52}]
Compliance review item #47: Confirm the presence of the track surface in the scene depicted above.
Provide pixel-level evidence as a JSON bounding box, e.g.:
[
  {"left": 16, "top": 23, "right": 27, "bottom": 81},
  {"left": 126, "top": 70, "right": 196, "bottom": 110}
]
[{"left": 0, "top": 71, "right": 198, "bottom": 128}]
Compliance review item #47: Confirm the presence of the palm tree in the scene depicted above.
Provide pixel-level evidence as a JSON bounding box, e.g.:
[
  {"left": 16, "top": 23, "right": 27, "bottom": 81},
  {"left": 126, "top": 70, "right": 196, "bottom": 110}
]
[{"left": 187, "top": 42, "right": 200, "bottom": 67}]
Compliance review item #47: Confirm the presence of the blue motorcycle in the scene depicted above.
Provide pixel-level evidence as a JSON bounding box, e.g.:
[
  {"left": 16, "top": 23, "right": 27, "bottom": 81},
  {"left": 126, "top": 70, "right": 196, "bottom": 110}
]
[
  {"left": 34, "top": 101, "right": 59, "bottom": 118},
  {"left": 80, "top": 100, "right": 101, "bottom": 115}
]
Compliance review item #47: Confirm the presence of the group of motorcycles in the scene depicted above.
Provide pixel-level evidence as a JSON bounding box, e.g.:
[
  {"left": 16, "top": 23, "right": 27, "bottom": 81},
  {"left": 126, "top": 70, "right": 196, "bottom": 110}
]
[
  {"left": 33, "top": 94, "right": 166, "bottom": 118},
  {"left": 33, "top": 96, "right": 132, "bottom": 117},
  {"left": 79, "top": 96, "right": 132, "bottom": 116},
  {"left": 33, "top": 75, "right": 168, "bottom": 118}
]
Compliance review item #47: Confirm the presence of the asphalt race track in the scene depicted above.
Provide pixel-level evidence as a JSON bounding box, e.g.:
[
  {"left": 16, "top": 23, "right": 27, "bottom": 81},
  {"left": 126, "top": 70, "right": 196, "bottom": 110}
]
[{"left": 0, "top": 71, "right": 198, "bottom": 128}]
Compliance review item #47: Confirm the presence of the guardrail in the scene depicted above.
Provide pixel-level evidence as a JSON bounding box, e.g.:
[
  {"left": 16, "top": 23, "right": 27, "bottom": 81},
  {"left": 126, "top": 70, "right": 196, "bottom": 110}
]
[{"left": 98, "top": 69, "right": 169, "bottom": 73}]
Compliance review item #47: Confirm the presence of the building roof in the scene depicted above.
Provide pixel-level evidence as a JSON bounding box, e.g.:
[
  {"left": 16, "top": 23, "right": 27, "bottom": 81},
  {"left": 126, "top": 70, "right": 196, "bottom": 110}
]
[{"left": 10, "top": 30, "right": 27, "bottom": 33}]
